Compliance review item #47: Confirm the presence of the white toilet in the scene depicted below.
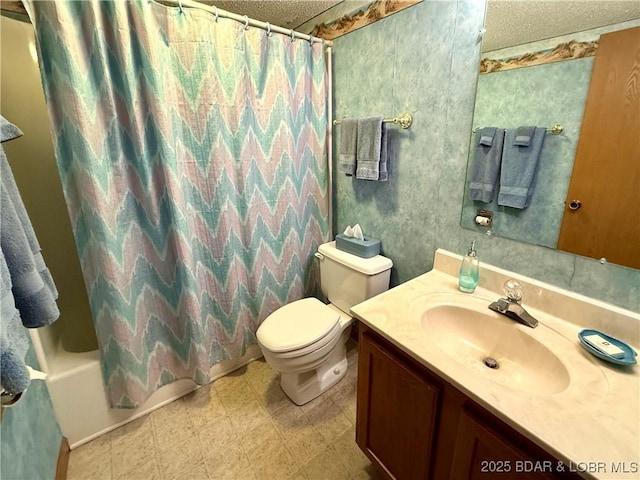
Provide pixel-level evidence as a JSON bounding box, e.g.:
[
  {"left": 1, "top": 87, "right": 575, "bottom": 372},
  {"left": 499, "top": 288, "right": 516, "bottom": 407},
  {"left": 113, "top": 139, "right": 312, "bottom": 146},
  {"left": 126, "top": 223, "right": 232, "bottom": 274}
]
[{"left": 256, "top": 241, "right": 393, "bottom": 405}]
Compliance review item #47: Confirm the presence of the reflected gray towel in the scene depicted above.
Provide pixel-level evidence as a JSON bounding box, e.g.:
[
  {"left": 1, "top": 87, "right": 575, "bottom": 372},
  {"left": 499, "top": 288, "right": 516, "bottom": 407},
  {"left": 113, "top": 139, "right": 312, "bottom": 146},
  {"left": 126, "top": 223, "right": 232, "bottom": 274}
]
[
  {"left": 514, "top": 126, "right": 535, "bottom": 147},
  {"left": 338, "top": 118, "right": 358, "bottom": 176},
  {"left": 469, "top": 128, "right": 505, "bottom": 203},
  {"left": 498, "top": 127, "right": 547, "bottom": 209},
  {"left": 355, "top": 116, "right": 387, "bottom": 181}
]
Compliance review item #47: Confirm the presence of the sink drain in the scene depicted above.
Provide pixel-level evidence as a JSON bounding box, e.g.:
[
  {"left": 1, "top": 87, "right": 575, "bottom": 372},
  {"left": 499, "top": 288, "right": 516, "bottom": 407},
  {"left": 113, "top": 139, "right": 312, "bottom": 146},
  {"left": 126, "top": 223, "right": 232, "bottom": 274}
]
[{"left": 483, "top": 357, "right": 500, "bottom": 369}]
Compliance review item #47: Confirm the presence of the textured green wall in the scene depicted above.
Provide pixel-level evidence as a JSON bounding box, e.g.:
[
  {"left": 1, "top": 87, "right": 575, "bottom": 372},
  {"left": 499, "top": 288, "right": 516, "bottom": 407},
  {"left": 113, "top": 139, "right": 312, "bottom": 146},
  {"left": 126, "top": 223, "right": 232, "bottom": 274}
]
[{"left": 333, "top": 0, "right": 639, "bottom": 312}]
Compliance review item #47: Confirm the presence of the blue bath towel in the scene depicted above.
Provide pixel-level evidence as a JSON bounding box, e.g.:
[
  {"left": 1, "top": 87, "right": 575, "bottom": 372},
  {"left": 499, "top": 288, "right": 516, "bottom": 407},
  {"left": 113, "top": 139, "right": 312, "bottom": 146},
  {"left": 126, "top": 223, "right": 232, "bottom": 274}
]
[
  {"left": 338, "top": 118, "right": 358, "bottom": 176},
  {"left": 498, "top": 127, "right": 547, "bottom": 209},
  {"left": 356, "top": 116, "right": 387, "bottom": 181},
  {"left": 0, "top": 251, "right": 31, "bottom": 395},
  {"left": 0, "top": 116, "right": 59, "bottom": 328},
  {"left": 469, "top": 128, "right": 505, "bottom": 203}
]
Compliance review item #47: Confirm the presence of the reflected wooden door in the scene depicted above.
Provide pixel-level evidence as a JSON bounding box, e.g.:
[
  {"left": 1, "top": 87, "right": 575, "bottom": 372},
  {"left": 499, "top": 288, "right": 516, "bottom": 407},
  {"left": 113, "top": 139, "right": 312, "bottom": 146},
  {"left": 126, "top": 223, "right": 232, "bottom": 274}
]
[{"left": 557, "top": 27, "right": 640, "bottom": 269}]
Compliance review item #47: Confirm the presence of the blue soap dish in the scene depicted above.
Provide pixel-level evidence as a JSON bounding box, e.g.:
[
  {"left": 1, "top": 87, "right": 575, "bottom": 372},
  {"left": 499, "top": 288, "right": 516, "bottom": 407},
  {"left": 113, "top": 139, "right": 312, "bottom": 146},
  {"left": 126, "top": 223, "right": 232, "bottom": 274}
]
[{"left": 578, "top": 329, "right": 637, "bottom": 366}]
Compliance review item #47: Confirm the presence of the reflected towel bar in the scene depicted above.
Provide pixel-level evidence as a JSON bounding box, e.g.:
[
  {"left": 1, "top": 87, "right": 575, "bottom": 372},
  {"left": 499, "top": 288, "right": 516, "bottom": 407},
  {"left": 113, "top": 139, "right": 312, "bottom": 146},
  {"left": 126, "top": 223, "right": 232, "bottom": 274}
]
[
  {"left": 472, "top": 124, "right": 563, "bottom": 135},
  {"left": 333, "top": 112, "right": 413, "bottom": 129}
]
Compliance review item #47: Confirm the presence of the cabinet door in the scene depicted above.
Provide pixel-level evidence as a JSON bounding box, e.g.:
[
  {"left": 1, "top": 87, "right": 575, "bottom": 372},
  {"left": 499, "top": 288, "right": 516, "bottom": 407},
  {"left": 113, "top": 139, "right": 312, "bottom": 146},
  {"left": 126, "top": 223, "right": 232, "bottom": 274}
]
[
  {"left": 450, "top": 408, "right": 562, "bottom": 480},
  {"left": 357, "top": 329, "right": 442, "bottom": 480}
]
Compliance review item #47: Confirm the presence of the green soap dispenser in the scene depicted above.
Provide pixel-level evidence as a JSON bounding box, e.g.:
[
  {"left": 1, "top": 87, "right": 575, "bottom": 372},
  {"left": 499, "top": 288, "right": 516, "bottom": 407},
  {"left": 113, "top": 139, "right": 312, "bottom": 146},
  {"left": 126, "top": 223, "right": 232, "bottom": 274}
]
[{"left": 459, "top": 241, "right": 479, "bottom": 293}]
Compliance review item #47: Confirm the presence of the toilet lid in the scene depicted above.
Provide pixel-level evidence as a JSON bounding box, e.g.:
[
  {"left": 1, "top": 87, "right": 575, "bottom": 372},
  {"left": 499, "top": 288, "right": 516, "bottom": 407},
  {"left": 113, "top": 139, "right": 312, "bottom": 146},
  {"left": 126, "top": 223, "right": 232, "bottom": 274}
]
[{"left": 257, "top": 297, "right": 340, "bottom": 353}]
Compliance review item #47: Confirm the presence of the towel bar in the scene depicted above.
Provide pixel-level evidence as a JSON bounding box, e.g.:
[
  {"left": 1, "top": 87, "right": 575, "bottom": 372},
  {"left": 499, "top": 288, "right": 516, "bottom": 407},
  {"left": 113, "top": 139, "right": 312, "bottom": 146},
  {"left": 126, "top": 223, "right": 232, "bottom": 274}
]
[
  {"left": 333, "top": 112, "right": 412, "bottom": 129},
  {"left": 472, "top": 124, "right": 563, "bottom": 135}
]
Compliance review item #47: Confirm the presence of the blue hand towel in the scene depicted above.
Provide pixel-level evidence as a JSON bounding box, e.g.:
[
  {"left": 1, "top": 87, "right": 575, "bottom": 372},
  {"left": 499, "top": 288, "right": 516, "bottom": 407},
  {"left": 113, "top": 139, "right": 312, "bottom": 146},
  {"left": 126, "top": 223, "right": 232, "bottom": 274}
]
[
  {"left": 0, "top": 116, "right": 59, "bottom": 328},
  {"left": 498, "top": 127, "right": 547, "bottom": 209},
  {"left": 338, "top": 118, "right": 358, "bottom": 176},
  {"left": 0, "top": 251, "right": 31, "bottom": 395},
  {"left": 469, "top": 128, "right": 505, "bottom": 203},
  {"left": 355, "top": 116, "right": 387, "bottom": 181},
  {"left": 514, "top": 126, "right": 535, "bottom": 147}
]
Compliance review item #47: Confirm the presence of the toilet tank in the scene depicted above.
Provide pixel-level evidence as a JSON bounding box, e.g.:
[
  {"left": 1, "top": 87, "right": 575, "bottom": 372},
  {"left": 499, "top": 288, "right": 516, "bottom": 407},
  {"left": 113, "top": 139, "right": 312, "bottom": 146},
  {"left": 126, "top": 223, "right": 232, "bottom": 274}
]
[{"left": 316, "top": 241, "right": 393, "bottom": 314}]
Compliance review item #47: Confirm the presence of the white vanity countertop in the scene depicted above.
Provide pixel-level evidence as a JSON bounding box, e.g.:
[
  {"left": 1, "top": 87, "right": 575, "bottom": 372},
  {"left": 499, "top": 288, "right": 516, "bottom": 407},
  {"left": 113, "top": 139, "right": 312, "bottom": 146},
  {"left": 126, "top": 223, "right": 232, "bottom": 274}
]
[{"left": 350, "top": 249, "right": 640, "bottom": 480}]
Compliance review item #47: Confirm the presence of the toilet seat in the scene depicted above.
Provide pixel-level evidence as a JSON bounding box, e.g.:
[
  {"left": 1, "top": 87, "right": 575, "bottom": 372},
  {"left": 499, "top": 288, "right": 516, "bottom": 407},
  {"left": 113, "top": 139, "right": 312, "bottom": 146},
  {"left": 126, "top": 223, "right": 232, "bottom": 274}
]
[{"left": 257, "top": 297, "right": 340, "bottom": 354}]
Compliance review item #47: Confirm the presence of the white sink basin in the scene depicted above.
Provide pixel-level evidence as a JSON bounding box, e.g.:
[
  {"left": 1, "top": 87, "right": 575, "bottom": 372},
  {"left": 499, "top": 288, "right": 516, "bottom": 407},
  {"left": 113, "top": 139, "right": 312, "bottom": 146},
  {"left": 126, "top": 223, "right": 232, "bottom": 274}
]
[{"left": 411, "top": 293, "right": 571, "bottom": 395}]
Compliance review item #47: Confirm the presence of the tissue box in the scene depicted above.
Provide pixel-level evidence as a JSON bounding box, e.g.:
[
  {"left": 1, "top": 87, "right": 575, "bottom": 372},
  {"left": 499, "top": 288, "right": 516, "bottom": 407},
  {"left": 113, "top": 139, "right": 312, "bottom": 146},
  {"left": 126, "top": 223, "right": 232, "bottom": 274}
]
[{"left": 335, "top": 233, "right": 381, "bottom": 258}]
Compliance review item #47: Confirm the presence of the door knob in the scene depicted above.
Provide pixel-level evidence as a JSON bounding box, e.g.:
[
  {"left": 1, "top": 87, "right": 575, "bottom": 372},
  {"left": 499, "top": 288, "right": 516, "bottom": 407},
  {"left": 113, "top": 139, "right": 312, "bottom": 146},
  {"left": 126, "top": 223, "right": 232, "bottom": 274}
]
[{"left": 568, "top": 200, "right": 582, "bottom": 211}]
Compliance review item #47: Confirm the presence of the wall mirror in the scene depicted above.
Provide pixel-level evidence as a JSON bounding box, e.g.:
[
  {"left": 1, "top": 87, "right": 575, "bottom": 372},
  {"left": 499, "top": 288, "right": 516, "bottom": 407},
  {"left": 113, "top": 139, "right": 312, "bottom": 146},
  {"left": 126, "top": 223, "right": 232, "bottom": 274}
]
[{"left": 460, "top": 1, "right": 640, "bottom": 270}]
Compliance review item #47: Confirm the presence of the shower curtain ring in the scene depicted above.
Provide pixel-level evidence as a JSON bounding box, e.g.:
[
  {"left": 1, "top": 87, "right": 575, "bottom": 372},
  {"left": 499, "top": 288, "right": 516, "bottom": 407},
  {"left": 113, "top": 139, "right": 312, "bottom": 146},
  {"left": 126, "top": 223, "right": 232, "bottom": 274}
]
[
  {"left": 290, "top": 29, "right": 295, "bottom": 42},
  {"left": 178, "top": 0, "right": 184, "bottom": 13},
  {"left": 214, "top": 6, "right": 219, "bottom": 22},
  {"left": 243, "top": 15, "right": 250, "bottom": 30},
  {"left": 266, "top": 23, "right": 272, "bottom": 37}
]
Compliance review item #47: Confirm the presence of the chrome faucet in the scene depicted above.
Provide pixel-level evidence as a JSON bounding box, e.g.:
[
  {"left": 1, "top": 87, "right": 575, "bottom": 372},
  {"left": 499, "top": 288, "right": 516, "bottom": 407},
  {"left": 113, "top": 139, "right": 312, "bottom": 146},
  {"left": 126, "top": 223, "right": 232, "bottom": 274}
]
[{"left": 488, "top": 279, "right": 539, "bottom": 328}]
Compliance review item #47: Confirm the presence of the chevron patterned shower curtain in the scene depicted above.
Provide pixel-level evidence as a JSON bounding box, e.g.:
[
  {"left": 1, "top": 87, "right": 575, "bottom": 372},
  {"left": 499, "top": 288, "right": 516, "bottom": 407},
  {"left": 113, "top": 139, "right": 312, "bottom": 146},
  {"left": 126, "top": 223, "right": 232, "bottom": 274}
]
[{"left": 25, "top": 0, "right": 329, "bottom": 407}]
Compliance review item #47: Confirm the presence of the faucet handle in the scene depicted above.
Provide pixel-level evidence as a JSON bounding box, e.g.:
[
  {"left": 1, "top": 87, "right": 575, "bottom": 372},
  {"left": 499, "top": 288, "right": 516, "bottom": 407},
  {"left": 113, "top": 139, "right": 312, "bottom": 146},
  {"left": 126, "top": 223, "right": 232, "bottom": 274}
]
[{"left": 503, "top": 279, "right": 522, "bottom": 303}]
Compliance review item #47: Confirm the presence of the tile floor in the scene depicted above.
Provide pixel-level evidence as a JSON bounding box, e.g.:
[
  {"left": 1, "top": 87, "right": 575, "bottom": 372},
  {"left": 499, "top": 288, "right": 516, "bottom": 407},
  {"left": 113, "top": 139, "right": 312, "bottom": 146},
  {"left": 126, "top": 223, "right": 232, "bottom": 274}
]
[{"left": 66, "top": 341, "right": 384, "bottom": 480}]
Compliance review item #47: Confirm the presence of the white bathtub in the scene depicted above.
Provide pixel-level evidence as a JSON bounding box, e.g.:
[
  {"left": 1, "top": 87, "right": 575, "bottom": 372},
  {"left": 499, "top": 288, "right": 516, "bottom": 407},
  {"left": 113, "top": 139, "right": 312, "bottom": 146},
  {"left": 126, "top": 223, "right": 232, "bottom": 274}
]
[{"left": 30, "top": 323, "right": 262, "bottom": 449}]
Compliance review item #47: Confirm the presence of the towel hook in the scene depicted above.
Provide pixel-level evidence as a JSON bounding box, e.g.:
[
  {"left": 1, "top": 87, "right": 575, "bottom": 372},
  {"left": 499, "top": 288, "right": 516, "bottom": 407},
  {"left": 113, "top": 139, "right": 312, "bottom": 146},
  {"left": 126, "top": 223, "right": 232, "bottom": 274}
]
[
  {"left": 243, "top": 15, "right": 250, "bottom": 30},
  {"left": 290, "top": 29, "right": 295, "bottom": 42},
  {"left": 266, "top": 22, "right": 272, "bottom": 37}
]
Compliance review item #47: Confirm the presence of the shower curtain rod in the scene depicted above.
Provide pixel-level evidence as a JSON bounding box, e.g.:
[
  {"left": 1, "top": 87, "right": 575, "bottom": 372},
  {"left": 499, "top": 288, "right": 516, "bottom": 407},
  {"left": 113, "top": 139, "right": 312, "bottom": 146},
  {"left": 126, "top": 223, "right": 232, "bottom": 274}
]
[{"left": 161, "top": 0, "right": 333, "bottom": 47}]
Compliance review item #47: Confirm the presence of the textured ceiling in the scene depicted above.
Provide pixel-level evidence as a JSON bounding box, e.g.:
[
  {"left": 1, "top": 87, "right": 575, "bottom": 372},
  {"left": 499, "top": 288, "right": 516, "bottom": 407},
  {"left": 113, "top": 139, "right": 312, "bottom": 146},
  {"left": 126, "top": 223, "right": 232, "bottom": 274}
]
[
  {"left": 484, "top": 0, "right": 640, "bottom": 51},
  {"left": 200, "top": 0, "right": 341, "bottom": 28},
  {"left": 201, "top": 1, "right": 640, "bottom": 50}
]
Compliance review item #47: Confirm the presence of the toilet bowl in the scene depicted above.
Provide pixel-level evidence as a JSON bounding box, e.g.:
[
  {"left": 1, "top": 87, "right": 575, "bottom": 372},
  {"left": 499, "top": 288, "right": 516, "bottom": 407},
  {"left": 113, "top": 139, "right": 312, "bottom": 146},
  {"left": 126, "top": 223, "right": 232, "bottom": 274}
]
[{"left": 256, "top": 241, "right": 392, "bottom": 405}]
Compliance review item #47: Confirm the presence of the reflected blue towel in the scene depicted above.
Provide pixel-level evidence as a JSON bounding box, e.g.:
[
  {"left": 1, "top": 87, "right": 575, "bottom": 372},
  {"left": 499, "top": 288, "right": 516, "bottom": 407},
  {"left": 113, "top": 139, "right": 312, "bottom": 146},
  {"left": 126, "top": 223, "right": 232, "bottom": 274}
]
[
  {"left": 498, "top": 127, "right": 547, "bottom": 209},
  {"left": 469, "top": 128, "right": 505, "bottom": 203},
  {"left": 356, "top": 116, "right": 387, "bottom": 181},
  {"left": 338, "top": 118, "right": 358, "bottom": 176}
]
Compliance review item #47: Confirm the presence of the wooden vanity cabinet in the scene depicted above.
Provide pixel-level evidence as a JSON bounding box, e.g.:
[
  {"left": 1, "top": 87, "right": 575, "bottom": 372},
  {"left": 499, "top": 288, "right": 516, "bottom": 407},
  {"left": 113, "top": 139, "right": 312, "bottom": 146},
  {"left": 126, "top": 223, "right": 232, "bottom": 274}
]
[
  {"left": 356, "top": 327, "right": 443, "bottom": 479},
  {"left": 357, "top": 325, "right": 581, "bottom": 480}
]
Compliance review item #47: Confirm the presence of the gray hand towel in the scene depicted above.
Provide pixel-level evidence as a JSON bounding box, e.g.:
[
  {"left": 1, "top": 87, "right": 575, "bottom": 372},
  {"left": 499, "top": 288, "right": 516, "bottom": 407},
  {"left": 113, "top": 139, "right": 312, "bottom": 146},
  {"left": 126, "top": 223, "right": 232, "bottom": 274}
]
[
  {"left": 355, "top": 116, "right": 387, "bottom": 181},
  {"left": 498, "top": 127, "right": 547, "bottom": 209},
  {"left": 469, "top": 127, "right": 505, "bottom": 203},
  {"left": 514, "top": 126, "right": 535, "bottom": 147},
  {"left": 338, "top": 118, "right": 358, "bottom": 176},
  {"left": 479, "top": 127, "right": 496, "bottom": 146}
]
